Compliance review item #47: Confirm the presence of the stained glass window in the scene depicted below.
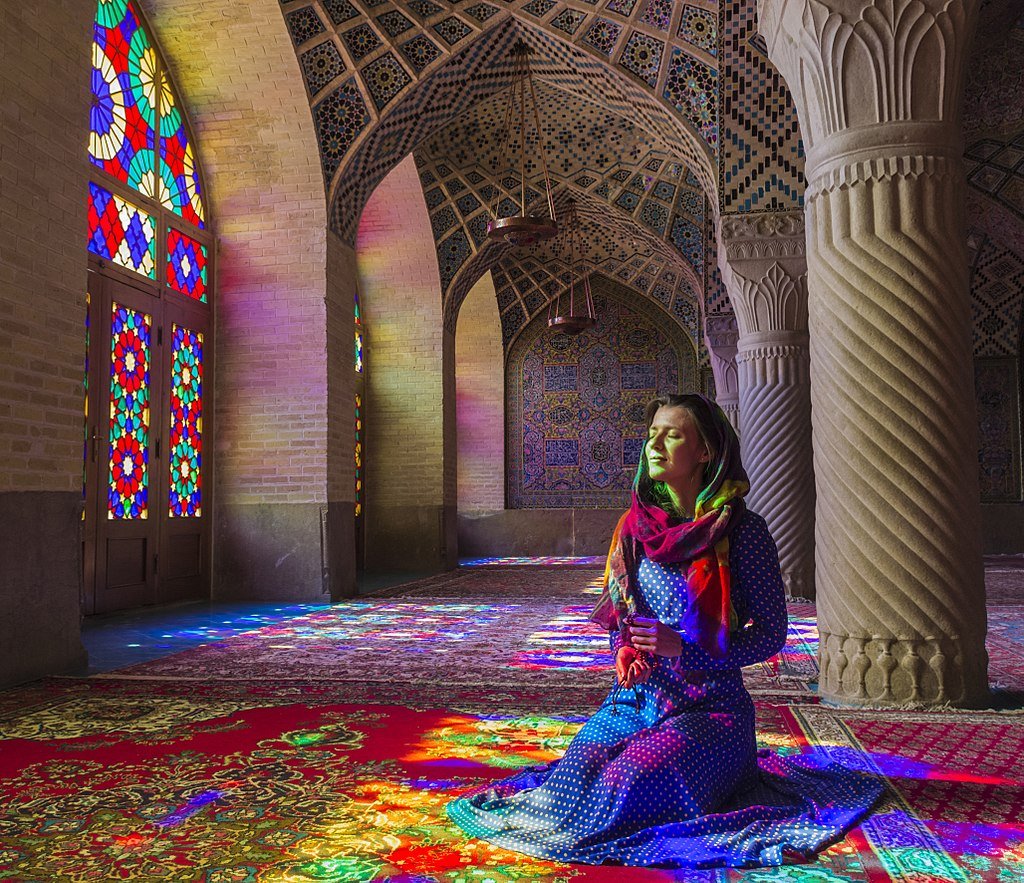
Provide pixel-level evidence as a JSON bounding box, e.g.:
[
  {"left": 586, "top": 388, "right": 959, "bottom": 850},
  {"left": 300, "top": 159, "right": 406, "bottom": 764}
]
[
  {"left": 169, "top": 325, "right": 203, "bottom": 517},
  {"left": 160, "top": 72, "right": 206, "bottom": 228},
  {"left": 355, "top": 329, "right": 364, "bottom": 373},
  {"left": 90, "top": 0, "right": 158, "bottom": 196},
  {"left": 108, "top": 303, "right": 151, "bottom": 519},
  {"left": 355, "top": 290, "right": 362, "bottom": 325},
  {"left": 88, "top": 182, "right": 156, "bottom": 278},
  {"left": 166, "top": 228, "right": 208, "bottom": 302},
  {"left": 355, "top": 393, "right": 363, "bottom": 517}
]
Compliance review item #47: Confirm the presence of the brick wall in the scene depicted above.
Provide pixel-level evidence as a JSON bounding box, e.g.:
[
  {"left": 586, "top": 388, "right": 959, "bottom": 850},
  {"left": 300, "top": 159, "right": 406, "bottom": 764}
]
[
  {"left": 142, "top": 0, "right": 330, "bottom": 506},
  {"left": 0, "top": 0, "right": 94, "bottom": 685},
  {"left": 455, "top": 273, "right": 505, "bottom": 511},
  {"left": 356, "top": 154, "right": 456, "bottom": 569},
  {"left": 0, "top": 0, "right": 93, "bottom": 494}
]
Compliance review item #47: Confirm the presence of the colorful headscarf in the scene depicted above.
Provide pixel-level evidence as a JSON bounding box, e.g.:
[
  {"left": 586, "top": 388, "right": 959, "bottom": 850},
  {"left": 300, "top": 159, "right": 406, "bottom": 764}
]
[{"left": 590, "top": 395, "right": 749, "bottom": 659}]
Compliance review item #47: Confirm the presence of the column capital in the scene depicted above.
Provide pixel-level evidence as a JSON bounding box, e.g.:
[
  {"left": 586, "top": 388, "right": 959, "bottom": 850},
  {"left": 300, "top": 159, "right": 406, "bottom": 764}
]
[
  {"left": 718, "top": 210, "right": 806, "bottom": 262},
  {"left": 703, "top": 312, "right": 740, "bottom": 429},
  {"left": 757, "top": 0, "right": 979, "bottom": 181}
]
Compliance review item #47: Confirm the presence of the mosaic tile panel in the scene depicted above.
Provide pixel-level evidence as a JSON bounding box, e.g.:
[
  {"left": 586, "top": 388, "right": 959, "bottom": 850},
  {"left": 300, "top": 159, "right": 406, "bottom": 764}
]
[
  {"left": 522, "top": 0, "right": 557, "bottom": 18},
  {"left": 678, "top": 4, "right": 718, "bottom": 57},
  {"left": 639, "top": 199, "right": 669, "bottom": 233},
  {"left": 607, "top": 0, "right": 640, "bottom": 16},
  {"left": 619, "top": 31, "right": 665, "bottom": 88},
  {"left": 652, "top": 180, "right": 676, "bottom": 202},
  {"left": 322, "top": 0, "right": 359, "bottom": 27},
  {"left": 467, "top": 213, "right": 491, "bottom": 246},
  {"left": 395, "top": 31, "right": 441, "bottom": 73},
  {"left": 438, "top": 229, "right": 472, "bottom": 290},
  {"left": 663, "top": 48, "right": 718, "bottom": 152},
  {"left": 431, "top": 205, "right": 458, "bottom": 239},
  {"left": 501, "top": 303, "right": 528, "bottom": 342},
  {"left": 425, "top": 186, "right": 446, "bottom": 210},
  {"left": 409, "top": 0, "right": 444, "bottom": 18},
  {"left": 639, "top": 0, "right": 673, "bottom": 31},
  {"left": 966, "top": 131, "right": 1024, "bottom": 226},
  {"left": 464, "top": 3, "right": 501, "bottom": 23},
  {"left": 975, "top": 358, "right": 1022, "bottom": 501},
  {"left": 313, "top": 79, "right": 371, "bottom": 181},
  {"left": 377, "top": 10, "right": 414, "bottom": 37},
  {"left": 341, "top": 23, "right": 383, "bottom": 61},
  {"left": 507, "top": 289, "right": 694, "bottom": 508},
  {"left": 299, "top": 41, "right": 346, "bottom": 96},
  {"left": 719, "top": 0, "right": 805, "bottom": 211},
  {"left": 970, "top": 234, "right": 1024, "bottom": 356},
  {"left": 361, "top": 52, "right": 412, "bottom": 111},
  {"left": 456, "top": 192, "right": 482, "bottom": 216},
  {"left": 433, "top": 16, "right": 474, "bottom": 45},
  {"left": 670, "top": 215, "right": 704, "bottom": 276},
  {"left": 285, "top": 6, "right": 326, "bottom": 46},
  {"left": 581, "top": 17, "right": 623, "bottom": 55},
  {"left": 551, "top": 8, "right": 587, "bottom": 34}
]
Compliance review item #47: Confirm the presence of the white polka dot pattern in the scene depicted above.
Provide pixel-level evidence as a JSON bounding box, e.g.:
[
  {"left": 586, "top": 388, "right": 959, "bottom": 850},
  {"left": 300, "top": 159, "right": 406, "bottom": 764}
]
[{"left": 447, "top": 511, "right": 884, "bottom": 868}]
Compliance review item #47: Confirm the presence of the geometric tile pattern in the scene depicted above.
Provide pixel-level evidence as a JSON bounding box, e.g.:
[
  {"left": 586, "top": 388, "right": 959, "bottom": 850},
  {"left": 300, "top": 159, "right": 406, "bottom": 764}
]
[
  {"left": 506, "top": 280, "right": 697, "bottom": 508},
  {"left": 312, "top": 78, "right": 372, "bottom": 181},
  {"left": 663, "top": 48, "right": 718, "bottom": 152},
  {"left": 718, "top": 0, "right": 805, "bottom": 212},
  {"left": 299, "top": 40, "right": 347, "bottom": 97},
  {"left": 969, "top": 232, "right": 1024, "bottom": 357},
  {"left": 975, "top": 357, "right": 1022, "bottom": 501},
  {"left": 285, "top": 6, "right": 327, "bottom": 46},
  {"left": 361, "top": 52, "right": 413, "bottom": 111},
  {"left": 966, "top": 129, "right": 1024, "bottom": 228}
]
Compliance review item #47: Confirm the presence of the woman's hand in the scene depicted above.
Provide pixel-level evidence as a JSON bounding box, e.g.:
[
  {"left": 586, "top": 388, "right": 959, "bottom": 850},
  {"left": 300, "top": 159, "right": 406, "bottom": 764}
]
[
  {"left": 615, "top": 646, "right": 652, "bottom": 688},
  {"left": 627, "top": 617, "right": 682, "bottom": 657}
]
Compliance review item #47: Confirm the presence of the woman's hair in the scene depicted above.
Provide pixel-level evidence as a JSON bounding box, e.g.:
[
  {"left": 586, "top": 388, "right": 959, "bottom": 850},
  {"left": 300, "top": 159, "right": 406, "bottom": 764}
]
[{"left": 635, "top": 393, "right": 732, "bottom": 514}]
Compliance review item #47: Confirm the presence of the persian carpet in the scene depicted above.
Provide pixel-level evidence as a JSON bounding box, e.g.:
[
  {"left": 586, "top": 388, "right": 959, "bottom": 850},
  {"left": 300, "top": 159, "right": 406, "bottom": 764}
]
[{"left": 5, "top": 676, "right": 1024, "bottom": 881}]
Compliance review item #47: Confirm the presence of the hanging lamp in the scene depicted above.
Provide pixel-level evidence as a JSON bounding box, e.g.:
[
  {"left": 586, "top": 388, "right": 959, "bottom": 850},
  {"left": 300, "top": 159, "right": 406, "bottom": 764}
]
[
  {"left": 487, "top": 40, "right": 558, "bottom": 247},
  {"left": 548, "top": 200, "right": 596, "bottom": 335}
]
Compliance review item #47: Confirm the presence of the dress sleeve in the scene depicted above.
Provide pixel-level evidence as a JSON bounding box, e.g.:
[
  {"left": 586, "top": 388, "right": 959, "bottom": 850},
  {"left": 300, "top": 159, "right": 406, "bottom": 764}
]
[{"left": 670, "top": 512, "right": 788, "bottom": 671}]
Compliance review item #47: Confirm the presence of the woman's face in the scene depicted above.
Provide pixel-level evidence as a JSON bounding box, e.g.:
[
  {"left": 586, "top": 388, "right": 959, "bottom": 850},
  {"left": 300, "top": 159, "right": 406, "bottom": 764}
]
[{"left": 645, "top": 405, "right": 710, "bottom": 488}]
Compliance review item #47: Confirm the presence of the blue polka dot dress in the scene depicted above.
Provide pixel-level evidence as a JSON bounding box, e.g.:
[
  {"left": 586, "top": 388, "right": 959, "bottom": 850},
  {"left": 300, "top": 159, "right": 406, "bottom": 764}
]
[{"left": 447, "top": 511, "right": 883, "bottom": 869}]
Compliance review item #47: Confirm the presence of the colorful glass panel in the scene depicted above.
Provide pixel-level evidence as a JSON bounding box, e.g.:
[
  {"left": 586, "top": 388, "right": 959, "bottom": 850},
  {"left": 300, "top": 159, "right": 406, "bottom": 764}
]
[
  {"left": 90, "top": 0, "right": 158, "bottom": 196},
  {"left": 166, "top": 228, "right": 208, "bottom": 302},
  {"left": 108, "top": 303, "right": 150, "bottom": 519},
  {"left": 88, "top": 182, "right": 156, "bottom": 278},
  {"left": 354, "top": 290, "right": 362, "bottom": 325},
  {"left": 355, "top": 328, "right": 364, "bottom": 373},
  {"left": 169, "top": 325, "right": 203, "bottom": 517},
  {"left": 355, "top": 393, "right": 363, "bottom": 518},
  {"left": 160, "top": 72, "right": 206, "bottom": 228}
]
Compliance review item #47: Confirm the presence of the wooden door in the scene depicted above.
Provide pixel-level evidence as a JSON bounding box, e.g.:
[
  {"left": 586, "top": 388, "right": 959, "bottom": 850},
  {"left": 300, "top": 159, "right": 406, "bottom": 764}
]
[{"left": 84, "top": 273, "right": 162, "bottom": 614}]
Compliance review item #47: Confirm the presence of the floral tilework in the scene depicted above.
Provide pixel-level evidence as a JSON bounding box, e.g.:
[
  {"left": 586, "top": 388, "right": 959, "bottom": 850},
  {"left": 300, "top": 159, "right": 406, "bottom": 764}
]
[
  {"left": 522, "top": 0, "right": 557, "bottom": 18},
  {"left": 322, "top": 0, "right": 359, "bottom": 26},
  {"left": 640, "top": 0, "right": 673, "bottom": 30},
  {"left": 377, "top": 10, "right": 414, "bottom": 37},
  {"left": 300, "top": 41, "right": 346, "bottom": 96},
  {"left": 468, "top": 213, "right": 491, "bottom": 245},
  {"left": 285, "top": 6, "right": 326, "bottom": 46},
  {"left": 438, "top": 229, "right": 471, "bottom": 290},
  {"left": 312, "top": 79, "right": 371, "bottom": 181},
  {"left": 361, "top": 53, "right": 412, "bottom": 111},
  {"left": 456, "top": 193, "right": 482, "bottom": 216},
  {"left": 465, "top": 3, "right": 501, "bottom": 22},
  {"left": 663, "top": 48, "right": 718, "bottom": 152},
  {"left": 431, "top": 205, "right": 458, "bottom": 240},
  {"left": 551, "top": 8, "right": 587, "bottom": 34},
  {"left": 606, "top": 0, "right": 639, "bottom": 16},
  {"left": 425, "top": 187, "right": 446, "bottom": 209},
  {"left": 341, "top": 24, "right": 382, "bottom": 61},
  {"left": 399, "top": 33, "right": 444, "bottom": 72},
  {"left": 670, "top": 215, "right": 704, "bottom": 276},
  {"left": 433, "top": 16, "right": 473, "bottom": 45},
  {"left": 639, "top": 200, "right": 668, "bottom": 233},
  {"left": 501, "top": 303, "right": 528, "bottom": 343},
  {"left": 582, "top": 17, "right": 623, "bottom": 55},
  {"left": 614, "top": 190, "right": 640, "bottom": 211},
  {"left": 619, "top": 31, "right": 664, "bottom": 88},
  {"left": 408, "top": 0, "right": 444, "bottom": 18},
  {"left": 678, "top": 5, "right": 718, "bottom": 57},
  {"left": 652, "top": 180, "right": 676, "bottom": 202}
]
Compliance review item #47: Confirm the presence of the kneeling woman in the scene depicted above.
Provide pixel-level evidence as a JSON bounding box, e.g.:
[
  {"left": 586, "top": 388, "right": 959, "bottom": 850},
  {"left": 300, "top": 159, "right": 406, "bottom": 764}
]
[{"left": 448, "top": 393, "right": 882, "bottom": 869}]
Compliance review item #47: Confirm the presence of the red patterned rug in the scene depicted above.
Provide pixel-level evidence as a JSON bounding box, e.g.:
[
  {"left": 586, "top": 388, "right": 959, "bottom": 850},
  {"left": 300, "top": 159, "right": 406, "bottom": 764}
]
[{"left": 4, "top": 676, "right": 1023, "bottom": 882}]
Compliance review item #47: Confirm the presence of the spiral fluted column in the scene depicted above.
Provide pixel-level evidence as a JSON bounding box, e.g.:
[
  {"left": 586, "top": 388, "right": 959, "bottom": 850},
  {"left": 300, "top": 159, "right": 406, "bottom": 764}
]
[
  {"left": 759, "top": 0, "right": 988, "bottom": 705},
  {"left": 718, "top": 212, "right": 815, "bottom": 600},
  {"left": 704, "top": 314, "right": 741, "bottom": 433}
]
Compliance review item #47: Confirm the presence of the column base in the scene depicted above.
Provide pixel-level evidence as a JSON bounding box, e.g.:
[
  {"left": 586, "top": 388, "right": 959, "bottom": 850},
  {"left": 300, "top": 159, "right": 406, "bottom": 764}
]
[{"left": 818, "top": 629, "right": 990, "bottom": 708}]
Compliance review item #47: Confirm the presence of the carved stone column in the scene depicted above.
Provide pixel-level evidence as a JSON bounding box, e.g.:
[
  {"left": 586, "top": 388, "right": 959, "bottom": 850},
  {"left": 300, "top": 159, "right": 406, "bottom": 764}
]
[
  {"left": 704, "top": 313, "right": 740, "bottom": 432},
  {"left": 759, "top": 0, "right": 988, "bottom": 705},
  {"left": 718, "top": 211, "right": 815, "bottom": 600}
]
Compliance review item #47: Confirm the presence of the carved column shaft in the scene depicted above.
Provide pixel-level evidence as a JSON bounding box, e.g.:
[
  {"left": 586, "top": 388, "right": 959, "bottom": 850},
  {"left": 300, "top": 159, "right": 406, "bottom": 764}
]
[
  {"left": 719, "top": 212, "right": 815, "bottom": 600},
  {"left": 704, "top": 314, "right": 741, "bottom": 432},
  {"left": 760, "top": 0, "right": 989, "bottom": 706}
]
